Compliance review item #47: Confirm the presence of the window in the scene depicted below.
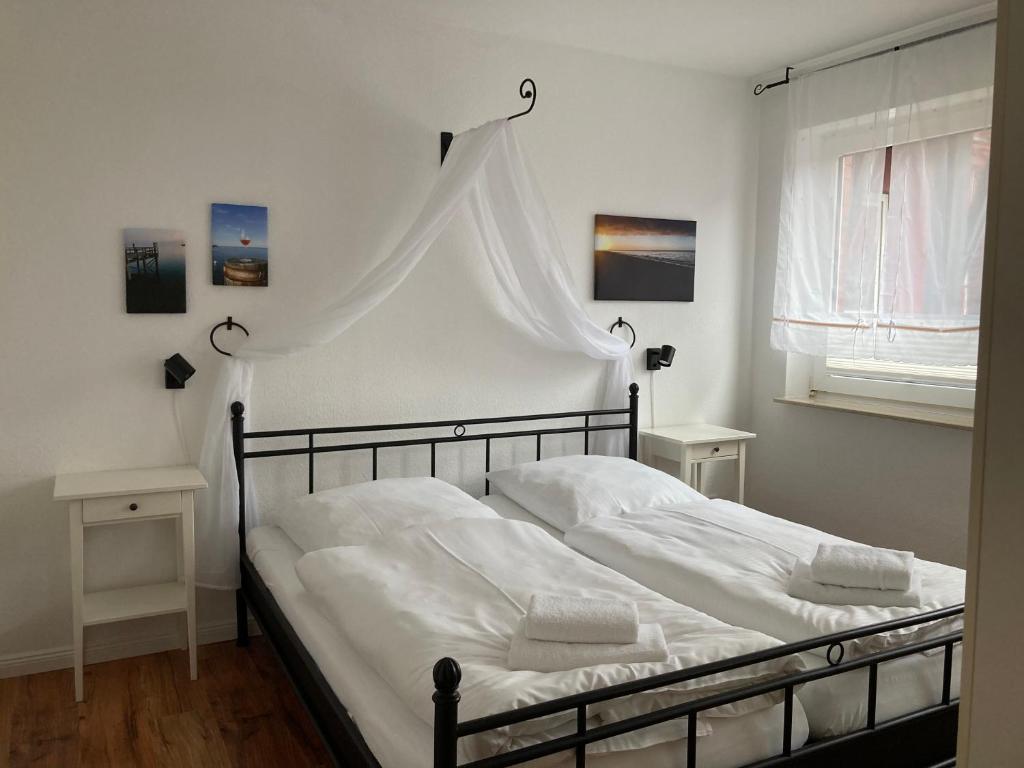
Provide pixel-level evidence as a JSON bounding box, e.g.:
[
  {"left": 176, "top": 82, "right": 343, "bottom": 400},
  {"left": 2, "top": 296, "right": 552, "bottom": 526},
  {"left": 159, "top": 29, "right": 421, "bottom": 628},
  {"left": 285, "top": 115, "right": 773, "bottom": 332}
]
[
  {"left": 808, "top": 128, "right": 989, "bottom": 409},
  {"left": 771, "top": 25, "right": 994, "bottom": 424}
]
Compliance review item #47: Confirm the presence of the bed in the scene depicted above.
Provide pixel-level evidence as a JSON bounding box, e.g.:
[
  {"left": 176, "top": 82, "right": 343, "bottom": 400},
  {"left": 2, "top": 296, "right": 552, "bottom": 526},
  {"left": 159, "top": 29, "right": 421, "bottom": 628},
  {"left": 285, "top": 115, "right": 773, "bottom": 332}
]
[{"left": 229, "top": 385, "right": 963, "bottom": 767}]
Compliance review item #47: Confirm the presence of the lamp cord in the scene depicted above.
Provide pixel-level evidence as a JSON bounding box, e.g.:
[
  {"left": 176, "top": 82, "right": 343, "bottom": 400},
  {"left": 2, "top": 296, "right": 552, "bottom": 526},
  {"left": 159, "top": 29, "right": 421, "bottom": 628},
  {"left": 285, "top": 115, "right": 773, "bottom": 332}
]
[
  {"left": 172, "top": 390, "right": 190, "bottom": 463},
  {"left": 649, "top": 373, "right": 656, "bottom": 429}
]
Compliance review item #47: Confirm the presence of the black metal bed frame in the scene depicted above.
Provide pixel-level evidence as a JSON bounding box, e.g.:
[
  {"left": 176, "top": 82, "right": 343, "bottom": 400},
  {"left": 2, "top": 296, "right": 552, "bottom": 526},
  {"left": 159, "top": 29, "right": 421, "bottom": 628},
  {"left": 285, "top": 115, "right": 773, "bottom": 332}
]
[{"left": 230, "top": 384, "right": 962, "bottom": 768}]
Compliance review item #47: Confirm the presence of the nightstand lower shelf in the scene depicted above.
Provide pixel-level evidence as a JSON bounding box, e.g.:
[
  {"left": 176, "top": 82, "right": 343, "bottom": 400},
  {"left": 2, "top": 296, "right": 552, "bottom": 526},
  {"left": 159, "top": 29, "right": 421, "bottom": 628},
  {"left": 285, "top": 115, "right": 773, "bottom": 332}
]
[{"left": 82, "top": 582, "right": 187, "bottom": 626}]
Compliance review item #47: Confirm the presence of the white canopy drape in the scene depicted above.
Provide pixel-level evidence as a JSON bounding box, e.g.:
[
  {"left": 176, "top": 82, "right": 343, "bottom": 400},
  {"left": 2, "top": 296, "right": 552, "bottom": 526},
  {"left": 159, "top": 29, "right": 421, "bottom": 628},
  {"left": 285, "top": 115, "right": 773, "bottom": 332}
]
[
  {"left": 772, "top": 23, "right": 995, "bottom": 366},
  {"left": 196, "top": 119, "right": 632, "bottom": 589}
]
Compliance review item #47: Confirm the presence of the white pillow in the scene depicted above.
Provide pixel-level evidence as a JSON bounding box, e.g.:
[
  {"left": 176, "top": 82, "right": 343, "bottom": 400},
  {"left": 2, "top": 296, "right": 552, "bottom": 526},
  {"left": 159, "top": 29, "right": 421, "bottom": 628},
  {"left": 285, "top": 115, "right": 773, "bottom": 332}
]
[
  {"left": 486, "top": 455, "right": 705, "bottom": 532},
  {"left": 272, "top": 477, "right": 498, "bottom": 552}
]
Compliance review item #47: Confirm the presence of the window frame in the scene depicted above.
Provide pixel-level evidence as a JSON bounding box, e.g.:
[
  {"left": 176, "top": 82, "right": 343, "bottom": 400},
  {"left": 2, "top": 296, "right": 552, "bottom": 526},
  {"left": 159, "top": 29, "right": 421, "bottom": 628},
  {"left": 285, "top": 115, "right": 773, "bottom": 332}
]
[
  {"left": 808, "top": 130, "right": 980, "bottom": 410},
  {"left": 810, "top": 355, "right": 976, "bottom": 409}
]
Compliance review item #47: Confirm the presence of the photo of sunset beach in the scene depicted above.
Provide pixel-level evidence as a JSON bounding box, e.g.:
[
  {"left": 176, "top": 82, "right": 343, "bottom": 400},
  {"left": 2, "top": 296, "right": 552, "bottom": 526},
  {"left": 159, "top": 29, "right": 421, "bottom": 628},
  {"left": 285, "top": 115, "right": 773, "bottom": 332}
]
[
  {"left": 594, "top": 214, "right": 696, "bottom": 301},
  {"left": 211, "top": 203, "right": 269, "bottom": 286}
]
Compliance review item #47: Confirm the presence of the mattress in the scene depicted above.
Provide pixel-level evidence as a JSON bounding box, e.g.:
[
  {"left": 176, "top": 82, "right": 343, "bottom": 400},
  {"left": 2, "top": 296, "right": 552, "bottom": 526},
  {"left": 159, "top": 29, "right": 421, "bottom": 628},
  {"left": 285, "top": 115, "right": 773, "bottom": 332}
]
[
  {"left": 247, "top": 524, "right": 808, "bottom": 767},
  {"left": 799, "top": 646, "right": 961, "bottom": 737},
  {"left": 479, "top": 494, "right": 959, "bottom": 739}
]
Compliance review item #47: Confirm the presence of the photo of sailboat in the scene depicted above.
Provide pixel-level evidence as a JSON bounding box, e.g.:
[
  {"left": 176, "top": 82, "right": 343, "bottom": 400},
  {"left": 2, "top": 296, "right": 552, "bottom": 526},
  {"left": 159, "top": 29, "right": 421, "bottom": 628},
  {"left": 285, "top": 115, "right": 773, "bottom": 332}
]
[
  {"left": 211, "top": 203, "right": 268, "bottom": 286},
  {"left": 594, "top": 214, "right": 696, "bottom": 301}
]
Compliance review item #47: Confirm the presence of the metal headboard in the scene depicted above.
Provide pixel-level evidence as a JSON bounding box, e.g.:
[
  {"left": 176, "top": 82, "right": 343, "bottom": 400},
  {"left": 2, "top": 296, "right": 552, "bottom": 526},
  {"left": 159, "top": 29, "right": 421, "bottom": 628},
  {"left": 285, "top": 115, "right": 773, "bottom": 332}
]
[{"left": 230, "top": 383, "right": 640, "bottom": 557}]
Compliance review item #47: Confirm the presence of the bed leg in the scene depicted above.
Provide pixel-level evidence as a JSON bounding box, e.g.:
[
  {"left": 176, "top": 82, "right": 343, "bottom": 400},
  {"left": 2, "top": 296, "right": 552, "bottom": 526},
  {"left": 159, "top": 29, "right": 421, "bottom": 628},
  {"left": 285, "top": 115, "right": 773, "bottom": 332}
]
[
  {"left": 433, "top": 657, "right": 462, "bottom": 768},
  {"left": 236, "top": 589, "right": 250, "bottom": 647}
]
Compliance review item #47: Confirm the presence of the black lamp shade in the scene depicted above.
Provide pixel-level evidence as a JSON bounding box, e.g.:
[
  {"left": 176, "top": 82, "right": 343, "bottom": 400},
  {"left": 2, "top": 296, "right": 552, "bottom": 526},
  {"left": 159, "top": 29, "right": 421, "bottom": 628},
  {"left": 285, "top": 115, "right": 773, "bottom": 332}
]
[
  {"left": 646, "top": 345, "right": 676, "bottom": 371},
  {"left": 165, "top": 353, "right": 195, "bottom": 389}
]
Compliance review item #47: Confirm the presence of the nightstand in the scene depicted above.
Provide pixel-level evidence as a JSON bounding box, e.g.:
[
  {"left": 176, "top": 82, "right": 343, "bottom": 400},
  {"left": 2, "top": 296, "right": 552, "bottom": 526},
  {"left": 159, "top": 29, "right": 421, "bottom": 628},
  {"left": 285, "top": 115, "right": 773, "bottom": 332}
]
[
  {"left": 639, "top": 424, "right": 756, "bottom": 503},
  {"left": 53, "top": 465, "right": 207, "bottom": 702}
]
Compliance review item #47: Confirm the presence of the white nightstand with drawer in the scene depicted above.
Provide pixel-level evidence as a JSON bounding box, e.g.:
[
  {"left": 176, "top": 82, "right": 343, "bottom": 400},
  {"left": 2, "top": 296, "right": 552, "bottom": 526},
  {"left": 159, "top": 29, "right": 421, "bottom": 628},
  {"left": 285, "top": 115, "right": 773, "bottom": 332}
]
[
  {"left": 53, "top": 465, "right": 207, "bottom": 701},
  {"left": 639, "top": 424, "right": 756, "bottom": 503}
]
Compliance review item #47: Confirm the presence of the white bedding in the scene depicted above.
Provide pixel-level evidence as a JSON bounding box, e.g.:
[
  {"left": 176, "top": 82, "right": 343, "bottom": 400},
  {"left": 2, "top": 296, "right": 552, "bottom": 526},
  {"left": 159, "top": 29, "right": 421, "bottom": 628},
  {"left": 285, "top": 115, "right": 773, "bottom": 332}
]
[
  {"left": 294, "top": 517, "right": 806, "bottom": 763},
  {"left": 562, "top": 500, "right": 965, "bottom": 738},
  {"left": 486, "top": 455, "right": 705, "bottom": 530},
  {"left": 272, "top": 476, "right": 498, "bottom": 552},
  {"left": 563, "top": 501, "right": 965, "bottom": 658},
  {"left": 481, "top": 493, "right": 964, "bottom": 737},
  {"left": 248, "top": 524, "right": 809, "bottom": 767}
]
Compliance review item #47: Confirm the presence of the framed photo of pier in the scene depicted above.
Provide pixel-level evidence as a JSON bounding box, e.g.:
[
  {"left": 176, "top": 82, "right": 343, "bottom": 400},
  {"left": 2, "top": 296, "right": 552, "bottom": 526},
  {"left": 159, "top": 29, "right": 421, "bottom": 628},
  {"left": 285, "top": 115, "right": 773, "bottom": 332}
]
[
  {"left": 593, "top": 214, "right": 696, "bottom": 302},
  {"left": 211, "top": 203, "right": 269, "bottom": 287},
  {"left": 124, "top": 228, "right": 187, "bottom": 313}
]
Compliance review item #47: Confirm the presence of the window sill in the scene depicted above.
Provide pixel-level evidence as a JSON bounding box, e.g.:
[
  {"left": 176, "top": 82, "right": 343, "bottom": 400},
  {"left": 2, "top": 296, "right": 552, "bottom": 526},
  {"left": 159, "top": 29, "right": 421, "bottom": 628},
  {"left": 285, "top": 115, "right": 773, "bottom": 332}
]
[{"left": 774, "top": 392, "right": 974, "bottom": 430}]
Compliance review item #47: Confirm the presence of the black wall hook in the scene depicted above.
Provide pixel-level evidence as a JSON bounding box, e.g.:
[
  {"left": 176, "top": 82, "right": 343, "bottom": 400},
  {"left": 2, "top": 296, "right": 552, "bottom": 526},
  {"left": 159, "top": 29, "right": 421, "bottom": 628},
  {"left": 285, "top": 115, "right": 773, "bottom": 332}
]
[
  {"left": 507, "top": 78, "right": 536, "bottom": 121},
  {"left": 210, "top": 316, "right": 250, "bottom": 356},
  {"left": 441, "top": 77, "right": 538, "bottom": 165}
]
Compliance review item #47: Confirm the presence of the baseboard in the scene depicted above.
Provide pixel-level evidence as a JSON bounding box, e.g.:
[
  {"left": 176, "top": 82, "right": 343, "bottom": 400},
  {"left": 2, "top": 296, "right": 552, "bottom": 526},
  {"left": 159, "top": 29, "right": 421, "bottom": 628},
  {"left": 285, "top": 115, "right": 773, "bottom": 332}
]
[{"left": 0, "top": 618, "right": 261, "bottom": 679}]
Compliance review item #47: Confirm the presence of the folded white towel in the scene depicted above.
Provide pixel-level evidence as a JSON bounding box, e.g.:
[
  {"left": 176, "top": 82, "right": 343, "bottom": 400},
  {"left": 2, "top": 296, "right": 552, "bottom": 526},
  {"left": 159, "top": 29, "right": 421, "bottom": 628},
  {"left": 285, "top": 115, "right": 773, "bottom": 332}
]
[
  {"left": 508, "top": 620, "right": 668, "bottom": 672},
  {"left": 525, "top": 594, "right": 640, "bottom": 644},
  {"left": 787, "top": 560, "right": 923, "bottom": 608},
  {"left": 810, "top": 543, "right": 915, "bottom": 591}
]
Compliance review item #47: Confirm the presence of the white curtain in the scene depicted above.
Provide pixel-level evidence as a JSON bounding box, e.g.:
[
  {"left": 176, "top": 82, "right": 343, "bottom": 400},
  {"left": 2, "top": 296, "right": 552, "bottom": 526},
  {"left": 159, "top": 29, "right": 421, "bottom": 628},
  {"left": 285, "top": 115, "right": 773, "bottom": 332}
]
[
  {"left": 196, "top": 119, "right": 632, "bottom": 589},
  {"left": 772, "top": 23, "right": 995, "bottom": 366}
]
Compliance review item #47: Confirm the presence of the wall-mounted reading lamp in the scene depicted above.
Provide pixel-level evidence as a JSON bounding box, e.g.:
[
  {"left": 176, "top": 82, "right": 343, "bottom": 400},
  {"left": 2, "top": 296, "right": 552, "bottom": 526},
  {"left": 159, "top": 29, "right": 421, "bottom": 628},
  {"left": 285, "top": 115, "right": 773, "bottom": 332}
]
[
  {"left": 164, "top": 353, "right": 195, "bottom": 389},
  {"left": 646, "top": 345, "right": 676, "bottom": 371}
]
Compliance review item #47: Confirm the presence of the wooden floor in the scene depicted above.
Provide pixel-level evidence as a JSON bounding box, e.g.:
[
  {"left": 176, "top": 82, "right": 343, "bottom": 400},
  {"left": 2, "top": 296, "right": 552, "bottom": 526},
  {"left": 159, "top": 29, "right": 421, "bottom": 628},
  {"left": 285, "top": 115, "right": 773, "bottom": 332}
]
[{"left": 0, "top": 638, "right": 332, "bottom": 767}]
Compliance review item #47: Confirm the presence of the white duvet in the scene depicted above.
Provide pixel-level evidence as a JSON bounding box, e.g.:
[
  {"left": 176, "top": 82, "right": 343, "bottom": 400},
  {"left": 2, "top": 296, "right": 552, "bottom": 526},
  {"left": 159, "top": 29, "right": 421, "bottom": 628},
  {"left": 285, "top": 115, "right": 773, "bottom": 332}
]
[
  {"left": 565, "top": 500, "right": 965, "bottom": 658},
  {"left": 295, "top": 518, "right": 804, "bottom": 762}
]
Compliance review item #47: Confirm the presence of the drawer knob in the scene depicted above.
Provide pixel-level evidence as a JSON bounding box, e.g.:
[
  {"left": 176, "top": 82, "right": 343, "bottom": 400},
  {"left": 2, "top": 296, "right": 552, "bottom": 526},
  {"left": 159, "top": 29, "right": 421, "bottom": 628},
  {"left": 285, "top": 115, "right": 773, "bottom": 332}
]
[
  {"left": 712, "top": 446, "right": 720, "bottom": 454},
  {"left": 129, "top": 502, "right": 138, "bottom": 511}
]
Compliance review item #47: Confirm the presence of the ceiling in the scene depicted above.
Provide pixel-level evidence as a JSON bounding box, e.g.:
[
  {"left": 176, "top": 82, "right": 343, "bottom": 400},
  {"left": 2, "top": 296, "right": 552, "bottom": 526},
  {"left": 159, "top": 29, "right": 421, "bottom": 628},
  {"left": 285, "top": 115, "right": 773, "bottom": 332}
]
[{"left": 379, "top": 0, "right": 992, "bottom": 77}]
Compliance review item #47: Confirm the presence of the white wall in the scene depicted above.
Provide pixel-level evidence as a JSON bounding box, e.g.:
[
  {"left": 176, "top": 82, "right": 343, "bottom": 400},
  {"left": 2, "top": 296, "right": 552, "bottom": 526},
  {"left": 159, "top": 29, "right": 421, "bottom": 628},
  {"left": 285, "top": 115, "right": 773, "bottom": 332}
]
[
  {"left": 0, "top": 0, "right": 757, "bottom": 666},
  {"left": 746, "top": 88, "right": 974, "bottom": 568}
]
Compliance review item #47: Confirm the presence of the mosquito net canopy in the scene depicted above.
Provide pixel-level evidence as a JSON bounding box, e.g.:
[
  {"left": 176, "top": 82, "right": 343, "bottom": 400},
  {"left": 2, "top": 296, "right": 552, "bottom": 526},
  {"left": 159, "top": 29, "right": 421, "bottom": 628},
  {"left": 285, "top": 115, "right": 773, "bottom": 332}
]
[{"left": 197, "top": 119, "right": 633, "bottom": 588}]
